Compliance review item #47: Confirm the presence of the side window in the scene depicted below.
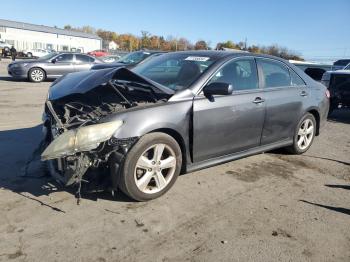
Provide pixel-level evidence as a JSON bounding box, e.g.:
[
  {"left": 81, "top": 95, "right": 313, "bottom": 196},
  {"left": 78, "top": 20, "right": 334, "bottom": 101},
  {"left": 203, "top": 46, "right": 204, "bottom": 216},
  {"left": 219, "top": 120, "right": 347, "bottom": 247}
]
[
  {"left": 258, "top": 59, "right": 291, "bottom": 88},
  {"left": 76, "top": 54, "right": 93, "bottom": 63},
  {"left": 290, "top": 69, "right": 306, "bottom": 85},
  {"left": 55, "top": 54, "right": 73, "bottom": 63},
  {"left": 208, "top": 58, "right": 259, "bottom": 91}
]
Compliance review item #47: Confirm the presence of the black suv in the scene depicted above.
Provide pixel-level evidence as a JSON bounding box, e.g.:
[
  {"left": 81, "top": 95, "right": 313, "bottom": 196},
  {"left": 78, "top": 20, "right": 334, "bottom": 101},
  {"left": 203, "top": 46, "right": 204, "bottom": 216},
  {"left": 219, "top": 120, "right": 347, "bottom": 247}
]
[
  {"left": 322, "top": 63, "right": 350, "bottom": 113},
  {"left": 333, "top": 59, "right": 350, "bottom": 71}
]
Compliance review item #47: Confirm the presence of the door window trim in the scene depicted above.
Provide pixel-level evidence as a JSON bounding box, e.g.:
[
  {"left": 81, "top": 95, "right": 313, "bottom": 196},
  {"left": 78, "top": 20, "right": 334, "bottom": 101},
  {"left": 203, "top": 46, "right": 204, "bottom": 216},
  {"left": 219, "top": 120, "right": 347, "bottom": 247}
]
[
  {"left": 256, "top": 57, "right": 306, "bottom": 90},
  {"left": 55, "top": 53, "right": 74, "bottom": 63},
  {"left": 74, "top": 54, "right": 95, "bottom": 64},
  {"left": 196, "top": 56, "right": 261, "bottom": 96}
]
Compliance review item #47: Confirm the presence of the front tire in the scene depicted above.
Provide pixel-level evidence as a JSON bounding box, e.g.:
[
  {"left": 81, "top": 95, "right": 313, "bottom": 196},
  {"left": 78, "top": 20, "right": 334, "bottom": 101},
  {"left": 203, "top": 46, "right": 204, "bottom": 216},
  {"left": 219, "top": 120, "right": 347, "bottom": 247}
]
[
  {"left": 287, "top": 113, "right": 316, "bottom": 154},
  {"left": 119, "top": 132, "right": 182, "bottom": 201},
  {"left": 28, "top": 68, "right": 45, "bottom": 82}
]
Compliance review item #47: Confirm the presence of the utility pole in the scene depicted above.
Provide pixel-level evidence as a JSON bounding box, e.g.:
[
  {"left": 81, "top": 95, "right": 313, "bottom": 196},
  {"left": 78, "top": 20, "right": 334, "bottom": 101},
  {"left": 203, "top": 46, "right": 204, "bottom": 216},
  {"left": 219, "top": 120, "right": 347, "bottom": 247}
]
[{"left": 244, "top": 37, "right": 247, "bottom": 50}]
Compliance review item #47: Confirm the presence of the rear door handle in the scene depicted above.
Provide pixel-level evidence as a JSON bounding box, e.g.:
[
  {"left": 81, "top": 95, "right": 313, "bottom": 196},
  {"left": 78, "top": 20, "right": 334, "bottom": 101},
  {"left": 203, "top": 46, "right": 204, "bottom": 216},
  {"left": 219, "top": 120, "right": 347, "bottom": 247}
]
[
  {"left": 300, "top": 91, "right": 308, "bottom": 97},
  {"left": 253, "top": 97, "right": 265, "bottom": 104}
]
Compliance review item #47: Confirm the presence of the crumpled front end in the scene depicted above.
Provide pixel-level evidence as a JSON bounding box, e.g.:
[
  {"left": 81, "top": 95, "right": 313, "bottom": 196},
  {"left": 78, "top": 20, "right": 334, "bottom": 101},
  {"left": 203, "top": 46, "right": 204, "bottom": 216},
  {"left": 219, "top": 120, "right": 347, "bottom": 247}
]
[
  {"left": 42, "top": 115, "right": 131, "bottom": 187},
  {"left": 42, "top": 119, "right": 137, "bottom": 189},
  {"left": 41, "top": 68, "right": 172, "bottom": 190}
]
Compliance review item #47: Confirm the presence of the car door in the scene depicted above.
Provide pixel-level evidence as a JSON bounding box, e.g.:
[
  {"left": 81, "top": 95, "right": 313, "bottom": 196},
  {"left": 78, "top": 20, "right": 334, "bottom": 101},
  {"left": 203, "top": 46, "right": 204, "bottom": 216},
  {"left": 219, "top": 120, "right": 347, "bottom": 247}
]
[
  {"left": 74, "top": 54, "right": 95, "bottom": 72},
  {"left": 46, "top": 53, "right": 74, "bottom": 77},
  {"left": 193, "top": 57, "right": 265, "bottom": 162},
  {"left": 256, "top": 58, "right": 308, "bottom": 145}
]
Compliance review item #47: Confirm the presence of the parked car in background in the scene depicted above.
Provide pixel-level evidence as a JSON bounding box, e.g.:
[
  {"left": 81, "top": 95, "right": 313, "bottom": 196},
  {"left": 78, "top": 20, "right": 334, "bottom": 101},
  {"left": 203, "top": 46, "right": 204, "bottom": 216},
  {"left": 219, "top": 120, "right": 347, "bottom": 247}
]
[
  {"left": 321, "top": 64, "right": 350, "bottom": 113},
  {"left": 22, "top": 49, "right": 51, "bottom": 58},
  {"left": 1, "top": 46, "right": 11, "bottom": 57},
  {"left": 0, "top": 40, "right": 11, "bottom": 57},
  {"left": 101, "top": 54, "right": 124, "bottom": 63},
  {"left": 0, "top": 40, "right": 11, "bottom": 49},
  {"left": 332, "top": 59, "right": 350, "bottom": 71},
  {"left": 91, "top": 50, "right": 166, "bottom": 70},
  {"left": 8, "top": 52, "right": 102, "bottom": 82},
  {"left": 87, "top": 49, "right": 109, "bottom": 57},
  {"left": 290, "top": 60, "right": 332, "bottom": 81},
  {"left": 41, "top": 51, "right": 329, "bottom": 201}
]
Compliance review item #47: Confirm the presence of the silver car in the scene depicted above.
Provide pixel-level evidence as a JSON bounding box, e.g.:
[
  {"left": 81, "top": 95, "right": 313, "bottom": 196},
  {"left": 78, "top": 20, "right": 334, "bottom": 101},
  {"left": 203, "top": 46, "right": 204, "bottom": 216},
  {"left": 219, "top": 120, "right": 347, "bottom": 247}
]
[{"left": 7, "top": 52, "right": 103, "bottom": 82}]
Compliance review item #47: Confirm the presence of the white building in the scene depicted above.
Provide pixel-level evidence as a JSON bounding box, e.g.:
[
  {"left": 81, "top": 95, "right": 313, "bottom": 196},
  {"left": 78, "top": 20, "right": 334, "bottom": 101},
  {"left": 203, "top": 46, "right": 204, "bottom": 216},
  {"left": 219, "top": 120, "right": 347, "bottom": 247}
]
[
  {"left": 108, "top": 41, "right": 119, "bottom": 50},
  {"left": 0, "top": 19, "right": 102, "bottom": 53}
]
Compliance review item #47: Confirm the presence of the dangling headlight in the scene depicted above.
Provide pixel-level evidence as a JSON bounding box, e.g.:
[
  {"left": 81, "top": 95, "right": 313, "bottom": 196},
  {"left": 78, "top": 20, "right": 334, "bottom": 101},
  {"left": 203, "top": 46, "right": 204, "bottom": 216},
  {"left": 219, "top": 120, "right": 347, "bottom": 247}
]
[{"left": 41, "top": 121, "right": 123, "bottom": 160}]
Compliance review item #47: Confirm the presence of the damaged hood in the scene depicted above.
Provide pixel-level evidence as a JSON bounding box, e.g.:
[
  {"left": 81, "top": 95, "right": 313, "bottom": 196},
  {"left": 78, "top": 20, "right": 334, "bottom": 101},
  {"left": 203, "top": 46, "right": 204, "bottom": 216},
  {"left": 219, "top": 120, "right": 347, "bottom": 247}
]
[{"left": 48, "top": 67, "right": 174, "bottom": 101}]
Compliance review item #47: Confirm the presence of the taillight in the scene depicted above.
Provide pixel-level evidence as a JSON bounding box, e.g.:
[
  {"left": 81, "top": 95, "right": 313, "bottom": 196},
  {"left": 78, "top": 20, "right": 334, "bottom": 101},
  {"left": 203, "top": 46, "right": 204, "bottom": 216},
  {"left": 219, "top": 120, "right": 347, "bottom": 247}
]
[{"left": 325, "top": 89, "right": 330, "bottom": 98}]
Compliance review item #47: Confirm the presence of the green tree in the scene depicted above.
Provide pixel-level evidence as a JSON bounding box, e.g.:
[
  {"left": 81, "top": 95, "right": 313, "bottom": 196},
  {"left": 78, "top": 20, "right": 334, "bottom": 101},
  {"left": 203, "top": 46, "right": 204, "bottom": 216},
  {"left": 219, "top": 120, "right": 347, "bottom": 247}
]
[{"left": 140, "top": 31, "right": 151, "bottom": 49}]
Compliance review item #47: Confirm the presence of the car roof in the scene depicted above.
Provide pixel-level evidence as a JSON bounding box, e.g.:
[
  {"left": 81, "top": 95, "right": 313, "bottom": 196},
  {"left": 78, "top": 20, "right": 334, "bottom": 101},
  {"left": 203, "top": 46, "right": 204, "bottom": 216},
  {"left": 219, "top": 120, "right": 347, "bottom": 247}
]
[
  {"left": 56, "top": 52, "right": 90, "bottom": 55},
  {"left": 157, "top": 50, "right": 291, "bottom": 63}
]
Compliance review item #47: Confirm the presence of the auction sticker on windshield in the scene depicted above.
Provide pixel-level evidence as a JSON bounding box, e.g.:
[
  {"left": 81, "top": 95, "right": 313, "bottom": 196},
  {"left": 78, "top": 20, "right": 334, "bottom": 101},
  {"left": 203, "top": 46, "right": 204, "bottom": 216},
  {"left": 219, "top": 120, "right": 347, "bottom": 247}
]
[{"left": 185, "top": 56, "right": 210, "bottom": 61}]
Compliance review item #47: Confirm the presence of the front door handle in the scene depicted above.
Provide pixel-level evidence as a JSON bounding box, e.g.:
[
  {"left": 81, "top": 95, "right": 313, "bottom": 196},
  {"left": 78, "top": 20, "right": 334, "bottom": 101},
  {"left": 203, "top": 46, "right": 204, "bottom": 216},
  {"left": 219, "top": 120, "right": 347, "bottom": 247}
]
[
  {"left": 253, "top": 97, "right": 265, "bottom": 104},
  {"left": 300, "top": 91, "right": 308, "bottom": 97}
]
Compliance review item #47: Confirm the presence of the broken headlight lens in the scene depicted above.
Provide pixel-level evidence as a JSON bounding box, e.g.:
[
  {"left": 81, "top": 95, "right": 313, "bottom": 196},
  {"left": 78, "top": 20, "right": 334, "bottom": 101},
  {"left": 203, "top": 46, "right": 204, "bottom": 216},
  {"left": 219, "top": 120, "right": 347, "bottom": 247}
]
[{"left": 41, "top": 121, "right": 123, "bottom": 160}]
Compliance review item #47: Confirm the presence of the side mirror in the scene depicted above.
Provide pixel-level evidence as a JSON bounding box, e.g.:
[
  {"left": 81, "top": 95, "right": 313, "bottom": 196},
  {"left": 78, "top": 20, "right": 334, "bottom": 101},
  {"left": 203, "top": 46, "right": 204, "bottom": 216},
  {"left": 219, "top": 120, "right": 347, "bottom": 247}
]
[
  {"left": 51, "top": 58, "right": 57, "bottom": 63},
  {"left": 203, "top": 82, "right": 233, "bottom": 96}
]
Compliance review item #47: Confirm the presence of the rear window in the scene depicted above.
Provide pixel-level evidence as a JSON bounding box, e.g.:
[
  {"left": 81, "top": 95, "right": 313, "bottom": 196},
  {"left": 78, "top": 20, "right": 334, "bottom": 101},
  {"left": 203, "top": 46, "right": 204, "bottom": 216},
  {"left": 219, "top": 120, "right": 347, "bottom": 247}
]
[{"left": 334, "top": 60, "right": 350, "bottom": 66}]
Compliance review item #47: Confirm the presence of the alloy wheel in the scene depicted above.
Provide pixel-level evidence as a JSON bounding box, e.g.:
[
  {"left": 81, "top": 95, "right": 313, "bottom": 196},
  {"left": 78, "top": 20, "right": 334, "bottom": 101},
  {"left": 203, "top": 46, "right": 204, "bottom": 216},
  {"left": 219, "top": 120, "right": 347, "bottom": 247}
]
[
  {"left": 134, "top": 143, "right": 176, "bottom": 194},
  {"left": 30, "top": 69, "right": 44, "bottom": 82},
  {"left": 297, "top": 119, "right": 314, "bottom": 150}
]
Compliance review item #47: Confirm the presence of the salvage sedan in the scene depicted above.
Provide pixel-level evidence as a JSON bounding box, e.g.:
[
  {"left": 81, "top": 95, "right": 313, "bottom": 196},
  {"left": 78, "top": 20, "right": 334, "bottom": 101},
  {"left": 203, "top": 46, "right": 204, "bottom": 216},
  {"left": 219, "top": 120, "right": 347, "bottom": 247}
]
[{"left": 41, "top": 51, "right": 329, "bottom": 201}]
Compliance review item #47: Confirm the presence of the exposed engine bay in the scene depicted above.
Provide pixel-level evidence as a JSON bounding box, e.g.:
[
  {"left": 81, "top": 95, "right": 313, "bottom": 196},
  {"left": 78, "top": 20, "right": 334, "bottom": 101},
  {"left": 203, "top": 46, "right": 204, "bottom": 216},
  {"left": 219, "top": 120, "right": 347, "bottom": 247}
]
[{"left": 47, "top": 79, "right": 168, "bottom": 130}]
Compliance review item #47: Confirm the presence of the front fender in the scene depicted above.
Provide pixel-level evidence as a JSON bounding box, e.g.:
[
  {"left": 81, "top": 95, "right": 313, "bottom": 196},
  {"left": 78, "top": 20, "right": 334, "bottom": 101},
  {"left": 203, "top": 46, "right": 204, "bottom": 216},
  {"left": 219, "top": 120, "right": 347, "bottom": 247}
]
[{"left": 107, "top": 101, "right": 192, "bottom": 139}]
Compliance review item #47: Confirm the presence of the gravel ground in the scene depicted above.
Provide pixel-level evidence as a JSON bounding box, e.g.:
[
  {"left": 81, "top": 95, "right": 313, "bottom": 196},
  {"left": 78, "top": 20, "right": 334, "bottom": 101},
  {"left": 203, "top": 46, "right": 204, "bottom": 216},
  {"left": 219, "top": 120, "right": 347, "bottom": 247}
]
[{"left": 0, "top": 59, "right": 349, "bottom": 262}]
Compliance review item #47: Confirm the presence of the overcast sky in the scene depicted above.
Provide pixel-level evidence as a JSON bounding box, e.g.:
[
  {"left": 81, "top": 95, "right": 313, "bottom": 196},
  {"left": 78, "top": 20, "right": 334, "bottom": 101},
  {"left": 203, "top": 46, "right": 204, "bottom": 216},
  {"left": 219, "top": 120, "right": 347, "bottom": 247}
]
[{"left": 1, "top": 0, "right": 349, "bottom": 63}]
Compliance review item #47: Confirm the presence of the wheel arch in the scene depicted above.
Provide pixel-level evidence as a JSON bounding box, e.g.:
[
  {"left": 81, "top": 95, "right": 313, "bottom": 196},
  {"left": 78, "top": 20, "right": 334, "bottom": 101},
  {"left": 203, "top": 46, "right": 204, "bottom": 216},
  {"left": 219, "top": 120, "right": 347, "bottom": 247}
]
[
  {"left": 306, "top": 108, "right": 320, "bottom": 136},
  {"left": 149, "top": 128, "right": 187, "bottom": 173}
]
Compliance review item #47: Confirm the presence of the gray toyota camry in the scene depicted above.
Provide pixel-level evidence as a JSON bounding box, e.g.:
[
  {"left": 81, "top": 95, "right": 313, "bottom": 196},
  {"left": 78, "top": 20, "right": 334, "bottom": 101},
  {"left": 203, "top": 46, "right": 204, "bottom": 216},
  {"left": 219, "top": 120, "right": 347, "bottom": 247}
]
[{"left": 41, "top": 51, "right": 329, "bottom": 201}]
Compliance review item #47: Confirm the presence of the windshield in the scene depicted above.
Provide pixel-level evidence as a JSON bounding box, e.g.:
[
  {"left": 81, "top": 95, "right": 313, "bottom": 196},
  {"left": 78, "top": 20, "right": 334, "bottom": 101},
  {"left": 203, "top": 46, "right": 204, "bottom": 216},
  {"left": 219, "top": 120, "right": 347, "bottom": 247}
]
[
  {"left": 38, "top": 52, "right": 58, "bottom": 61},
  {"left": 344, "top": 63, "right": 350, "bottom": 70},
  {"left": 117, "top": 51, "right": 151, "bottom": 64},
  {"left": 132, "top": 53, "right": 216, "bottom": 90}
]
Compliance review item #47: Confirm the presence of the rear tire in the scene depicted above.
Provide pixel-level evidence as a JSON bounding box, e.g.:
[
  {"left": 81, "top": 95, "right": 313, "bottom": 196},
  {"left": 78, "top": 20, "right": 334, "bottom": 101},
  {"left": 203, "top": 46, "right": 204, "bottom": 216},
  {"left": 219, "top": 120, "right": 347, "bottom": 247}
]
[
  {"left": 119, "top": 132, "right": 182, "bottom": 201},
  {"left": 28, "top": 68, "right": 45, "bottom": 82},
  {"left": 286, "top": 113, "right": 316, "bottom": 154}
]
